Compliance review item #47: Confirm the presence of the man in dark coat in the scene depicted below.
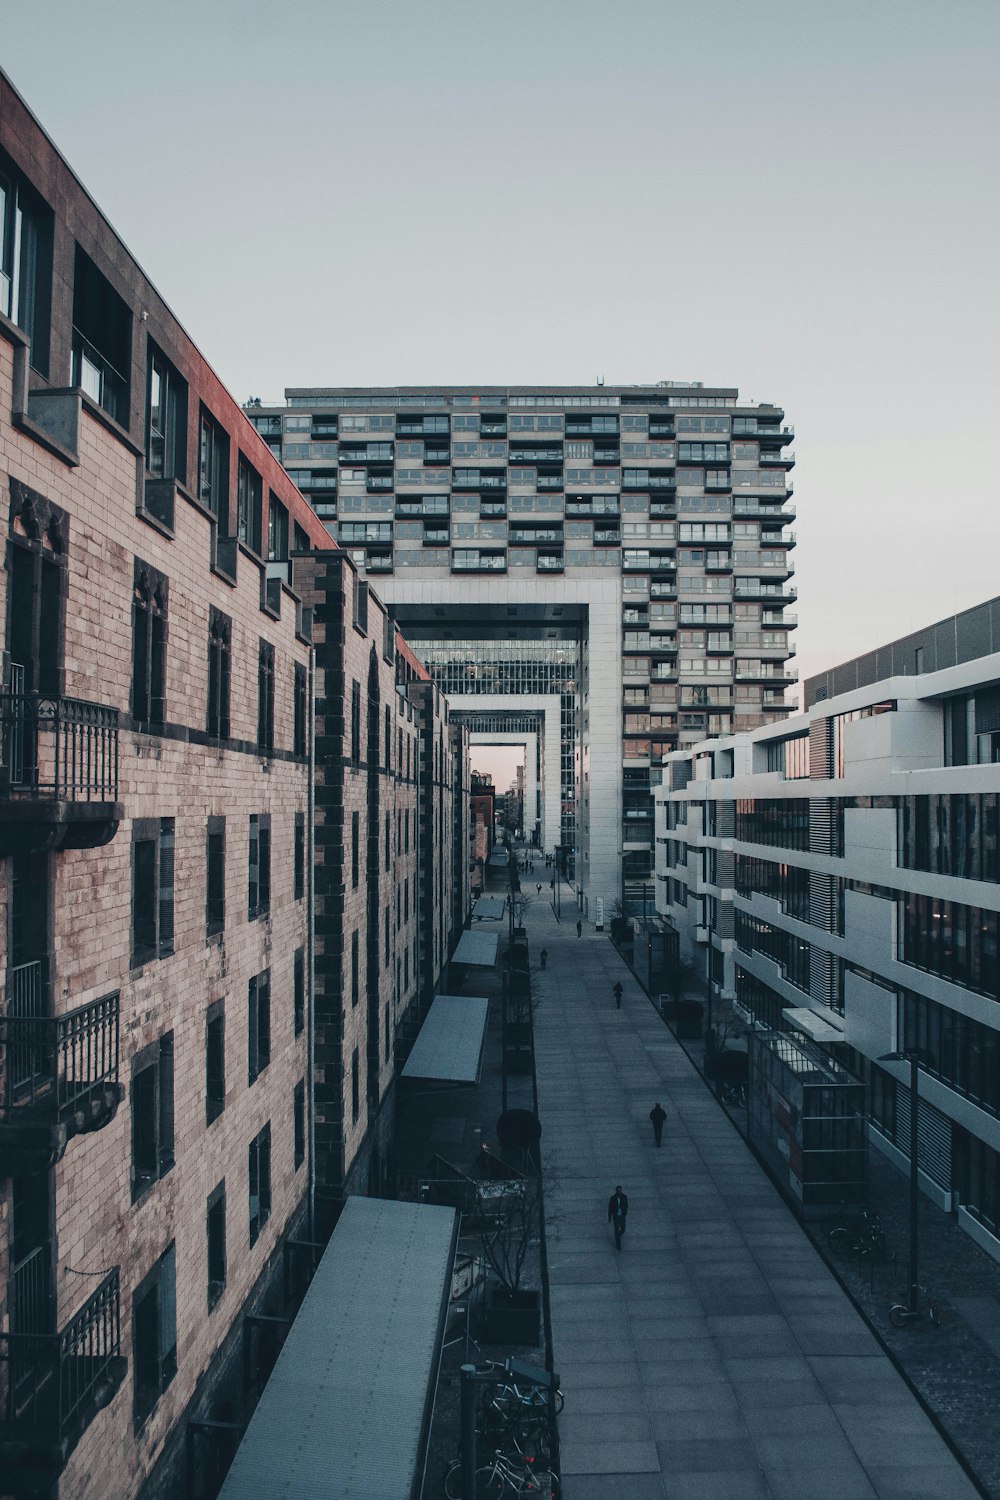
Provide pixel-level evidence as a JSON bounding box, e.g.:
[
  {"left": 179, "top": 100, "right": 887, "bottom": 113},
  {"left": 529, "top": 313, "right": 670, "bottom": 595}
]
[
  {"left": 650, "top": 1101, "right": 667, "bottom": 1146},
  {"left": 576, "top": 919, "right": 583, "bottom": 938},
  {"left": 608, "top": 1185, "right": 629, "bottom": 1250},
  {"left": 613, "top": 981, "right": 624, "bottom": 1009}
]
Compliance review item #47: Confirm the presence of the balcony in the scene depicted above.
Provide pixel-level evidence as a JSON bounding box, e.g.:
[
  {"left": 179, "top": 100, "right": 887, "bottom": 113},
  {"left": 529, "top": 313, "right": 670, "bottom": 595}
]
[
  {"left": 0, "top": 693, "right": 122, "bottom": 856},
  {"left": 734, "top": 665, "right": 799, "bottom": 684},
  {"left": 0, "top": 987, "right": 122, "bottom": 1175},
  {"left": 536, "top": 553, "right": 564, "bottom": 573},
  {"left": 0, "top": 1268, "right": 126, "bottom": 1492},
  {"left": 71, "top": 330, "right": 128, "bottom": 428},
  {"left": 760, "top": 449, "right": 796, "bottom": 468},
  {"left": 760, "top": 530, "right": 796, "bottom": 548},
  {"left": 763, "top": 610, "right": 797, "bottom": 627}
]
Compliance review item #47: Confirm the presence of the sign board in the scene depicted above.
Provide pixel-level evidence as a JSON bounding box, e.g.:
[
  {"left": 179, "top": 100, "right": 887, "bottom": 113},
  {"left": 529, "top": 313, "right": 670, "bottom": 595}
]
[{"left": 594, "top": 896, "right": 605, "bottom": 931}]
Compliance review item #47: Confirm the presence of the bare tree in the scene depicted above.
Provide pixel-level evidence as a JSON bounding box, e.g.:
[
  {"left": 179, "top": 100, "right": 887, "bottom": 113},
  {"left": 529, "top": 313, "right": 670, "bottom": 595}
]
[{"left": 477, "top": 1180, "right": 537, "bottom": 1298}]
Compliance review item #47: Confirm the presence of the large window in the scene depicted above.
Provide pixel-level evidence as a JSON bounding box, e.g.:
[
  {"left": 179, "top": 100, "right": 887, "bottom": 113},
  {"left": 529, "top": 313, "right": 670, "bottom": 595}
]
[
  {"left": 257, "top": 640, "right": 275, "bottom": 756},
  {"left": 206, "top": 816, "right": 226, "bottom": 937},
  {"left": 145, "top": 341, "right": 187, "bottom": 481},
  {"left": 72, "top": 245, "right": 130, "bottom": 425},
  {"left": 294, "top": 1081, "right": 305, "bottom": 1170},
  {"left": 735, "top": 798, "right": 810, "bottom": 852},
  {"left": 267, "top": 492, "right": 289, "bottom": 561},
  {"left": 132, "top": 817, "right": 174, "bottom": 966},
  {"left": 294, "top": 812, "right": 305, "bottom": 902},
  {"left": 206, "top": 1182, "right": 226, "bottom": 1311},
  {"left": 294, "top": 947, "right": 305, "bottom": 1037},
  {"left": 237, "top": 455, "right": 263, "bottom": 554},
  {"left": 199, "top": 408, "right": 229, "bottom": 523},
  {"left": 248, "top": 1123, "right": 272, "bottom": 1246},
  {"left": 899, "top": 893, "right": 1000, "bottom": 999},
  {"left": 902, "top": 990, "right": 1000, "bottom": 1120},
  {"left": 248, "top": 970, "right": 271, "bottom": 1084},
  {"left": 957, "top": 1129, "right": 1000, "bottom": 1239},
  {"left": 293, "top": 663, "right": 307, "bottom": 757},
  {"left": 131, "top": 1033, "right": 174, "bottom": 1199},
  {"left": 735, "top": 911, "right": 811, "bottom": 993},
  {"left": 0, "top": 156, "right": 53, "bottom": 374},
  {"left": 207, "top": 608, "right": 232, "bottom": 739},
  {"left": 899, "top": 794, "right": 999, "bottom": 884},
  {"left": 205, "top": 1000, "right": 225, "bottom": 1125},
  {"left": 131, "top": 560, "right": 167, "bottom": 729},
  {"left": 735, "top": 855, "right": 810, "bottom": 921},
  {"left": 132, "top": 1244, "right": 177, "bottom": 1428},
  {"left": 248, "top": 814, "right": 271, "bottom": 921}
]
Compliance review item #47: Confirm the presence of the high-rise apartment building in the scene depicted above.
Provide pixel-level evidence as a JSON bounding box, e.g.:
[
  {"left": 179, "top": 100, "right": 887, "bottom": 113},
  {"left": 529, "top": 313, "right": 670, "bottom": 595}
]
[
  {"left": 655, "top": 596, "right": 1000, "bottom": 1262},
  {"left": 247, "top": 385, "right": 797, "bottom": 911}
]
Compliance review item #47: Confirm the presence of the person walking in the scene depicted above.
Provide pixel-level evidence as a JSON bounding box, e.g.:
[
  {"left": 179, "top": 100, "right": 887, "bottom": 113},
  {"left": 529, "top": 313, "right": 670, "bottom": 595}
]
[
  {"left": 613, "top": 981, "right": 623, "bottom": 1009},
  {"left": 649, "top": 1101, "right": 667, "bottom": 1147},
  {"left": 608, "top": 1185, "right": 629, "bottom": 1250},
  {"left": 536, "top": 882, "right": 542, "bottom": 895},
  {"left": 576, "top": 919, "right": 583, "bottom": 938},
  {"left": 540, "top": 948, "right": 548, "bottom": 970}
]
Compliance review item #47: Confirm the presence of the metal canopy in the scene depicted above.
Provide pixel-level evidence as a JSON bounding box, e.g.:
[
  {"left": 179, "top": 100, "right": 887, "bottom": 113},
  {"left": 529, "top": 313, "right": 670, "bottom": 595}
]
[
  {"left": 217, "top": 1198, "right": 458, "bottom": 1500},
  {"left": 473, "top": 895, "right": 506, "bottom": 921},
  {"left": 401, "top": 993, "right": 490, "bottom": 1084},
  {"left": 783, "top": 1006, "right": 846, "bottom": 1043},
  {"left": 452, "top": 930, "right": 500, "bottom": 967}
]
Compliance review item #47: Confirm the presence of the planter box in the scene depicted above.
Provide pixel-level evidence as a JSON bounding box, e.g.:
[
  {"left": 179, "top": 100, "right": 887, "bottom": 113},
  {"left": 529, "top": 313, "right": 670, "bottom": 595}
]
[{"left": 482, "top": 1289, "right": 541, "bottom": 1346}]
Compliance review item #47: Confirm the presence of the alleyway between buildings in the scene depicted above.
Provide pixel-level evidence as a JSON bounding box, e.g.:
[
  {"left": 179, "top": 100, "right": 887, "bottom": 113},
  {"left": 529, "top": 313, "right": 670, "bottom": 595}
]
[{"left": 529, "top": 887, "right": 981, "bottom": 1500}]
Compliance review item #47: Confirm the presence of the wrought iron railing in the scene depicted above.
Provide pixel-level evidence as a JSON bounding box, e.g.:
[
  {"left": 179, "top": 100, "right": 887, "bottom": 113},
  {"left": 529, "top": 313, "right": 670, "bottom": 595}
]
[
  {"left": 0, "top": 1268, "right": 121, "bottom": 1443},
  {"left": 71, "top": 329, "right": 128, "bottom": 425},
  {"left": 1, "top": 692, "right": 119, "bottom": 801},
  {"left": 1, "top": 991, "right": 120, "bottom": 1120},
  {"left": 10, "top": 1245, "right": 52, "bottom": 1336}
]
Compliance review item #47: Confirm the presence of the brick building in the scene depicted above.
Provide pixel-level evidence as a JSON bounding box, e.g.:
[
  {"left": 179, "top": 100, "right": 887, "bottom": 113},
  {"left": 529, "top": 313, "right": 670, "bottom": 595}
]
[{"left": 0, "top": 71, "right": 471, "bottom": 1499}]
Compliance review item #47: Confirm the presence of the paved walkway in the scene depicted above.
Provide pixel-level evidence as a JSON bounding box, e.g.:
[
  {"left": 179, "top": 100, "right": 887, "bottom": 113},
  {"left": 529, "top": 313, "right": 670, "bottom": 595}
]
[{"left": 529, "top": 890, "right": 980, "bottom": 1500}]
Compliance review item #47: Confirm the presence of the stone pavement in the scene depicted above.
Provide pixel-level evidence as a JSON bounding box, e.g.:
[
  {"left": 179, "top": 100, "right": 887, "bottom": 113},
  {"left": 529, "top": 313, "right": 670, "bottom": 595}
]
[{"left": 528, "top": 888, "right": 981, "bottom": 1500}]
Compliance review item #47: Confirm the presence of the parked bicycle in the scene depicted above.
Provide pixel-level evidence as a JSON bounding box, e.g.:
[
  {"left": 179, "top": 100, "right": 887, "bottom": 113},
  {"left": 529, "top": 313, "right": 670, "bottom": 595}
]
[
  {"left": 826, "top": 1207, "right": 889, "bottom": 1261},
  {"left": 720, "top": 1080, "right": 748, "bottom": 1107},
  {"left": 890, "top": 1286, "right": 940, "bottom": 1329},
  {"left": 443, "top": 1448, "right": 560, "bottom": 1497}
]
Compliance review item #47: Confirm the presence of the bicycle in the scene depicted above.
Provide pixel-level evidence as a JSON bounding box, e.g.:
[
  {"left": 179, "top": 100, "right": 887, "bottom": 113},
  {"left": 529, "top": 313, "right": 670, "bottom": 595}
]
[
  {"left": 478, "top": 1362, "right": 564, "bottom": 1416},
  {"left": 720, "top": 1081, "right": 747, "bottom": 1107},
  {"left": 827, "top": 1208, "right": 886, "bottom": 1260},
  {"left": 890, "top": 1287, "right": 940, "bottom": 1329},
  {"left": 443, "top": 1448, "right": 560, "bottom": 1497}
]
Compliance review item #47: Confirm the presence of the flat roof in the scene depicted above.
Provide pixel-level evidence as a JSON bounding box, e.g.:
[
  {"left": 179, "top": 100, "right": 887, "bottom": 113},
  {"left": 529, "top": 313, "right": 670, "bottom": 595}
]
[
  {"left": 473, "top": 895, "right": 506, "bottom": 921},
  {"left": 452, "top": 930, "right": 500, "bottom": 967},
  {"left": 401, "top": 994, "right": 490, "bottom": 1084},
  {"left": 218, "top": 1198, "right": 457, "bottom": 1500}
]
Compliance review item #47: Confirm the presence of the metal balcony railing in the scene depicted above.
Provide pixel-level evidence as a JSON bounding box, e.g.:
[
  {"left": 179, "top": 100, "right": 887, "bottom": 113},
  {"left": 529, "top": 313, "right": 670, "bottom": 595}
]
[
  {"left": 1, "top": 991, "right": 120, "bottom": 1121},
  {"left": 0, "top": 1268, "right": 121, "bottom": 1447},
  {"left": 1, "top": 693, "right": 119, "bottom": 801},
  {"left": 71, "top": 330, "right": 127, "bottom": 426}
]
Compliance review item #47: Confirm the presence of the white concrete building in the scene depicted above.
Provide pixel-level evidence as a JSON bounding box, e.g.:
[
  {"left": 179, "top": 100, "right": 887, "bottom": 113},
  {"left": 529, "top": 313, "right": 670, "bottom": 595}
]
[{"left": 655, "top": 596, "right": 1000, "bottom": 1261}]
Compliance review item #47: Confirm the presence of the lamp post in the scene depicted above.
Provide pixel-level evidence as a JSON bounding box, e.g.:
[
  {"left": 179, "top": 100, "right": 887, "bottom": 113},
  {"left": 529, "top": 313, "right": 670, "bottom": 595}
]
[{"left": 878, "top": 1048, "right": 921, "bottom": 1317}]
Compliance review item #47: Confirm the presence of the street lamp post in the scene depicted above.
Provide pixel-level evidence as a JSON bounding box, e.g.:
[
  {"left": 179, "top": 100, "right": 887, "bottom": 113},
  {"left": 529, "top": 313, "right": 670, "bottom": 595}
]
[{"left": 878, "top": 1048, "right": 921, "bottom": 1317}]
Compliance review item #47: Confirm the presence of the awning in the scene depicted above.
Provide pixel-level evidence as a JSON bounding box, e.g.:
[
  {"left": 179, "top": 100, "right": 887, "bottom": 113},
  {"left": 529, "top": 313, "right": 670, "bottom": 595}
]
[
  {"left": 402, "top": 993, "right": 490, "bottom": 1084},
  {"left": 218, "top": 1198, "right": 458, "bottom": 1500},
  {"left": 487, "top": 849, "right": 510, "bottom": 867},
  {"left": 783, "top": 1006, "right": 846, "bottom": 1043},
  {"left": 452, "top": 930, "right": 499, "bottom": 967},
  {"left": 473, "top": 895, "right": 506, "bottom": 921}
]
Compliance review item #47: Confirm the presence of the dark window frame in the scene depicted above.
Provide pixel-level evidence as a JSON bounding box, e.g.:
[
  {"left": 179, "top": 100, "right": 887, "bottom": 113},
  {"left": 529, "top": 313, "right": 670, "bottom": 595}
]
[
  {"left": 205, "top": 999, "right": 225, "bottom": 1125},
  {"left": 206, "top": 1180, "right": 227, "bottom": 1311},
  {"left": 294, "top": 812, "right": 305, "bottom": 902},
  {"left": 199, "top": 406, "right": 230, "bottom": 525},
  {"left": 131, "top": 559, "right": 168, "bottom": 730},
  {"left": 294, "top": 1080, "right": 305, "bottom": 1169},
  {"left": 131, "top": 817, "right": 174, "bottom": 967},
  {"left": 248, "top": 970, "right": 271, "bottom": 1085},
  {"left": 293, "top": 947, "right": 305, "bottom": 1037},
  {"left": 145, "top": 339, "right": 187, "bottom": 483},
  {"left": 207, "top": 607, "right": 232, "bottom": 739},
  {"left": 131, "top": 1032, "right": 174, "bottom": 1201},
  {"left": 248, "top": 1122, "right": 272, "bottom": 1247},
  {"left": 257, "top": 639, "right": 275, "bottom": 756},
  {"left": 248, "top": 813, "right": 271, "bottom": 921},
  {"left": 132, "top": 1242, "right": 177, "bottom": 1430}
]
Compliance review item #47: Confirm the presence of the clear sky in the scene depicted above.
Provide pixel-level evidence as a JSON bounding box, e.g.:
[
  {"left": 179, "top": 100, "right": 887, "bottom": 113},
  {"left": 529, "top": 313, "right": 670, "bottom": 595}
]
[{"left": 4, "top": 1, "right": 998, "bottom": 695}]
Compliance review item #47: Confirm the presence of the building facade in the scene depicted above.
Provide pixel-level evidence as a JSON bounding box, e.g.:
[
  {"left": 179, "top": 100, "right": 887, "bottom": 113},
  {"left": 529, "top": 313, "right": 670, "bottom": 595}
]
[
  {"left": 246, "top": 384, "right": 797, "bottom": 912},
  {"left": 655, "top": 596, "right": 1000, "bottom": 1261},
  {"left": 0, "top": 72, "right": 471, "bottom": 1499}
]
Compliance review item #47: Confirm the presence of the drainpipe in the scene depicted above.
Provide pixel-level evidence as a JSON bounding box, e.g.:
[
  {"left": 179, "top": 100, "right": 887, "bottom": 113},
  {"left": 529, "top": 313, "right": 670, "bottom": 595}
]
[{"left": 307, "top": 643, "right": 317, "bottom": 1241}]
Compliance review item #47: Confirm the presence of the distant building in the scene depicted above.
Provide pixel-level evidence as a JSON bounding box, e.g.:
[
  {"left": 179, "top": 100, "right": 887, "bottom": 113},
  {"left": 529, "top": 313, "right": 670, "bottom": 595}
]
[
  {"left": 470, "top": 771, "right": 496, "bottom": 889},
  {"left": 656, "top": 595, "right": 1000, "bottom": 1261},
  {"left": 246, "top": 381, "right": 797, "bottom": 913}
]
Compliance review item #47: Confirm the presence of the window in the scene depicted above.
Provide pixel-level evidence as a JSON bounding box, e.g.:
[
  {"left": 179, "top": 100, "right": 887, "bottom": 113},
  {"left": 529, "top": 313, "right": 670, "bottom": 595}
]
[
  {"left": 206, "top": 817, "right": 225, "bottom": 938},
  {"left": 351, "top": 929, "right": 359, "bottom": 1008},
  {"left": 351, "top": 680, "right": 361, "bottom": 762},
  {"left": 294, "top": 812, "right": 305, "bottom": 901},
  {"left": 384, "top": 905, "right": 390, "bottom": 966},
  {"left": 351, "top": 810, "right": 360, "bottom": 887},
  {"left": 205, "top": 1001, "right": 225, "bottom": 1124},
  {"left": 248, "top": 814, "right": 271, "bottom": 921},
  {"left": 267, "top": 493, "right": 289, "bottom": 561},
  {"left": 207, "top": 608, "right": 232, "bottom": 738},
  {"left": 248, "top": 970, "right": 271, "bottom": 1083},
  {"left": 72, "top": 245, "right": 130, "bottom": 425},
  {"left": 131, "top": 559, "right": 167, "bottom": 729},
  {"left": 294, "top": 1080, "right": 305, "bottom": 1169},
  {"left": 351, "top": 1047, "right": 360, "bottom": 1125},
  {"left": 384, "top": 1003, "right": 391, "bottom": 1063},
  {"left": 131, "top": 1033, "right": 174, "bottom": 1199},
  {"left": 132, "top": 1244, "right": 177, "bottom": 1428},
  {"left": 294, "top": 947, "right": 305, "bottom": 1037},
  {"left": 145, "top": 342, "right": 187, "bottom": 481},
  {"left": 293, "top": 663, "right": 307, "bottom": 757},
  {"left": 199, "top": 408, "right": 229, "bottom": 523},
  {"left": 0, "top": 156, "right": 53, "bottom": 374},
  {"left": 206, "top": 1182, "right": 226, "bottom": 1311},
  {"left": 132, "top": 817, "right": 174, "bottom": 966},
  {"left": 237, "top": 455, "right": 263, "bottom": 554},
  {"left": 249, "top": 1123, "right": 272, "bottom": 1246},
  {"left": 384, "top": 810, "right": 390, "bottom": 871},
  {"left": 257, "top": 640, "right": 275, "bottom": 755}
]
